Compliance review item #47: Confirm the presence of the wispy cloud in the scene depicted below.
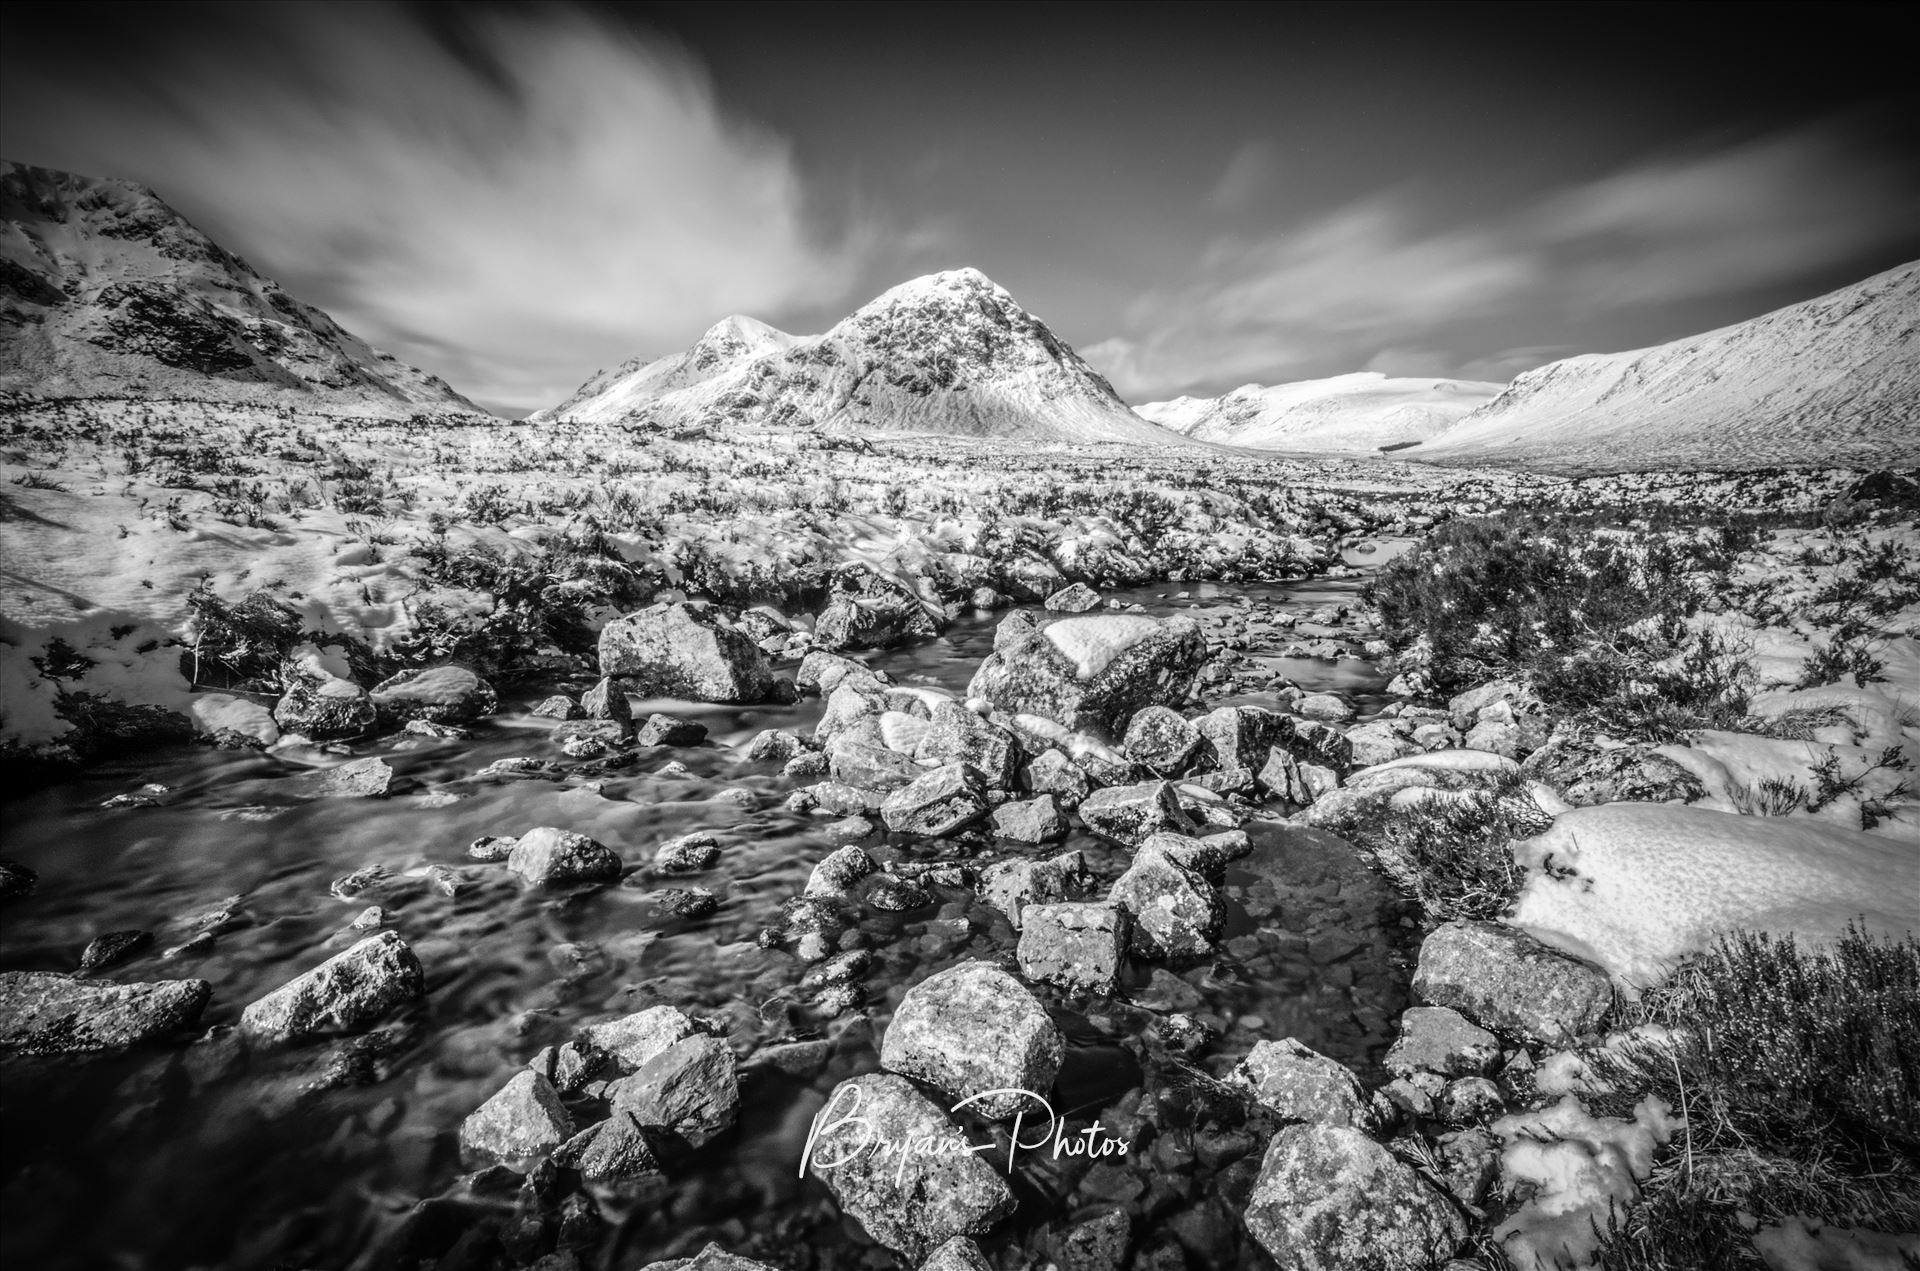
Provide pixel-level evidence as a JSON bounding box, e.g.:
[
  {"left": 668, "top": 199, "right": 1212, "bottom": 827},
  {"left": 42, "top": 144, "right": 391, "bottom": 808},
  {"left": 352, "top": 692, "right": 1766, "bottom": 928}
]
[
  {"left": 0, "top": 3, "right": 870, "bottom": 410},
  {"left": 1208, "top": 141, "right": 1282, "bottom": 212},
  {"left": 1092, "top": 121, "right": 1920, "bottom": 399}
]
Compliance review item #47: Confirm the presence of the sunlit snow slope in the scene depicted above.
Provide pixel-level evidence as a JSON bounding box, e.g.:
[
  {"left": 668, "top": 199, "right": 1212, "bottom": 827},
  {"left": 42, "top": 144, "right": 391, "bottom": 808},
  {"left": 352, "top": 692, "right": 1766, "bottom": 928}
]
[
  {"left": 0, "top": 160, "right": 482, "bottom": 414},
  {"left": 1408, "top": 261, "right": 1920, "bottom": 471},
  {"left": 1136, "top": 373, "right": 1502, "bottom": 452},
  {"left": 534, "top": 268, "right": 1187, "bottom": 444}
]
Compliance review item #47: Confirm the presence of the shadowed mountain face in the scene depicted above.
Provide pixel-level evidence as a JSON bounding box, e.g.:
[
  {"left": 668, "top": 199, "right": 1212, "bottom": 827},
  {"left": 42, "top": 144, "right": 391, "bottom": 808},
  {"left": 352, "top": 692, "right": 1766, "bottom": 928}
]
[
  {"left": 0, "top": 160, "right": 481, "bottom": 414},
  {"left": 1407, "top": 261, "right": 1920, "bottom": 471},
  {"left": 533, "top": 267, "right": 1187, "bottom": 444},
  {"left": 1137, "top": 373, "right": 1503, "bottom": 453}
]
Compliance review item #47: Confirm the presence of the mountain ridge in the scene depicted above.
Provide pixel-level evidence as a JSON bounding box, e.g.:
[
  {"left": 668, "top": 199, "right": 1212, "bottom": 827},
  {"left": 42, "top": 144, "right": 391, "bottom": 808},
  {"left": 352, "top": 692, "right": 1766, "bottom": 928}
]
[
  {"left": 1408, "top": 260, "right": 1920, "bottom": 470},
  {"left": 0, "top": 159, "right": 483, "bottom": 415},
  {"left": 1136, "top": 372, "right": 1503, "bottom": 452},
  {"left": 533, "top": 267, "right": 1187, "bottom": 445}
]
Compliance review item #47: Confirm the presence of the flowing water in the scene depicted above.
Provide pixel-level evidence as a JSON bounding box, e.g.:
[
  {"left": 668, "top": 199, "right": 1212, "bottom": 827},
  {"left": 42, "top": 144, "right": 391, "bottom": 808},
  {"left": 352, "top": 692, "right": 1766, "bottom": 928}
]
[{"left": 0, "top": 552, "right": 1421, "bottom": 1270}]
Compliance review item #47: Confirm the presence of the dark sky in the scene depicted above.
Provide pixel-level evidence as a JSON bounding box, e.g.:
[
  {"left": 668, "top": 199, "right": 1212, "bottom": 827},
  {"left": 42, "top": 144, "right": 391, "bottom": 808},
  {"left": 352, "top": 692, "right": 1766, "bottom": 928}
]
[{"left": 4, "top": 1, "right": 1917, "bottom": 413}]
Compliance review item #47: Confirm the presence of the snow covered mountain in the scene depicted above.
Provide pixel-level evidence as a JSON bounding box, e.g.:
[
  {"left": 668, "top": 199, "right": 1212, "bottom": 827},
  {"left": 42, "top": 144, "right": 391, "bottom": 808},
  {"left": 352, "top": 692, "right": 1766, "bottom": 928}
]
[
  {"left": 1136, "top": 373, "right": 1502, "bottom": 452},
  {"left": 1408, "top": 261, "right": 1920, "bottom": 470},
  {"left": 533, "top": 268, "right": 1185, "bottom": 444},
  {"left": 0, "top": 160, "right": 481, "bottom": 414}
]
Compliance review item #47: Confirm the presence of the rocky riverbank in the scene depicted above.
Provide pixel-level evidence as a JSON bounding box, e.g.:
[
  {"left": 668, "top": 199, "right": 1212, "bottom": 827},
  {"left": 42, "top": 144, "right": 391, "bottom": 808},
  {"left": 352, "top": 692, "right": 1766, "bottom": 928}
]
[{"left": 2, "top": 458, "right": 1917, "bottom": 1270}]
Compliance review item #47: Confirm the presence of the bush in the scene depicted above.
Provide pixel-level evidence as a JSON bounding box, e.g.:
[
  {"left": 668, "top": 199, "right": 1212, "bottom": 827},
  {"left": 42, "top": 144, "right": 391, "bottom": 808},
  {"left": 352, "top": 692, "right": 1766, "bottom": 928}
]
[
  {"left": 1310, "top": 769, "right": 1547, "bottom": 922},
  {"left": 1368, "top": 513, "right": 1754, "bottom": 736},
  {"left": 1589, "top": 929, "right": 1920, "bottom": 1269}
]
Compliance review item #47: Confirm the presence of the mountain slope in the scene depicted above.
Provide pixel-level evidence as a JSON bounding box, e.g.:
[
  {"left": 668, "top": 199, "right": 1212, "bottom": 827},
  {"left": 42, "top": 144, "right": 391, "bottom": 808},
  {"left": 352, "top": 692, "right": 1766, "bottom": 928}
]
[
  {"left": 1136, "top": 372, "right": 1502, "bottom": 452},
  {"left": 1410, "top": 261, "right": 1920, "bottom": 470},
  {"left": 0, "top": 160, "right": 481, "bottom": 414},
  {"left": 535, "top": 268, "right": 1185, "bottom": 444}
]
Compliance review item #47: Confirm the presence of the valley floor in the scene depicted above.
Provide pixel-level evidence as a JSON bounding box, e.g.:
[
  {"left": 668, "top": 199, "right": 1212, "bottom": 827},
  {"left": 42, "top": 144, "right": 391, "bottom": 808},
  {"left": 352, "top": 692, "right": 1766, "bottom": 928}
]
[{"left": 1, "top": 397, "right": 1917, "bottom": 1271}]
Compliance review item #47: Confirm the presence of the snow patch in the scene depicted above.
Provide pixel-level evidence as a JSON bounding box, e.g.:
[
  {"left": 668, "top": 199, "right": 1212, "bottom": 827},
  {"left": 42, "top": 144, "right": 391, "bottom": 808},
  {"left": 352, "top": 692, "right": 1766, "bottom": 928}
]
[
  {"left": 1492, "top": 1094, "right": 1683, "bottom": 1271},
  {"left": 1043, "top": 615, "right": 1164, "bottom": 680},
  {"left": 1509, "top": 803, "right": 1920, "bottom": 987}
]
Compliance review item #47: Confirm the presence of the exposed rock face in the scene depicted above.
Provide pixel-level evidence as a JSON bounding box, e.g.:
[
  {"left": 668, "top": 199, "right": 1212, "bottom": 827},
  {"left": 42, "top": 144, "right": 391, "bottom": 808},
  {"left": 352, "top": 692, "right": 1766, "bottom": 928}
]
[
  {"left": 458, "top": 1069, "right": 573, "bottom": 1165},
  {"left": 968, "top": 614, "right": 1206, "bottom": 736},
  {"left": 368, "top": 665, "right": 496, "bottom": 724},
  {"left": 1385, "top": 1006, "right": 1503, "bottom": 1079},
  {"left": 598, "top": 602, "right": 776, "bottom": 703},
  {"left": 0, "top": 971, "right": 210, "bottom": 1054},
  {"left": 1244, "top": 1124, "right": 1468, "bottom": 1270},
  {"left": 1413, "top": 920, "right": 1612, "bottom": 1046},
  {"left": 1016, "top": 902, "right": 1127, "bottom": 994},
  {"left": 1228, "top": 1038, "right": 1372, "bottom": 1130},
  {"left": 808, "top": 1072, "right": 1016, "bottom": 1260},
  {"left": 0, "top": 160, "right": 482, "bottom": 412},
  {"left": 505, "top": 827, "right": 624, "bottom": 886},
  {"left": 880, "top": 961, "right": 1063, "bottom": 1119},
  {"left": 239, "top": 930, "right": 424, "bottom": 1043},
  {"left": 1108, "top": 838, "right": 1223, "bottom": 959}
]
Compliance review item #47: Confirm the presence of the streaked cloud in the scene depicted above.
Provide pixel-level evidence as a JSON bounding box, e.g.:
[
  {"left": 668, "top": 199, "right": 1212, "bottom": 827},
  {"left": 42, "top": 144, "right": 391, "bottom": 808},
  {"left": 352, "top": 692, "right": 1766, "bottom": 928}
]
[
  {"left": 0, "top": 2, "right": 870, "bottom": 411},
  {"left": 1091, "top": 120, "right": 1920, "bottom": 399},
  {"left": 1208, "top": 141, "right": 1282, "bottom": 212}
]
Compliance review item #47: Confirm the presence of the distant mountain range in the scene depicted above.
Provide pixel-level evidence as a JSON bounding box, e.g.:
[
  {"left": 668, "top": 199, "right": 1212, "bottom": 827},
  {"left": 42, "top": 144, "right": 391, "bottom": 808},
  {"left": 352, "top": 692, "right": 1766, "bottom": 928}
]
[
  {"left": 5, "top": 159, "right": 1914, "bottom": 468},
  {"left": 1405, "top": 261, "right": 1920, "bottom": 470},
  {"left": 0, "top": 160, "right": 480, "bottom": 413},
  {"left": 532, "top": 268, "right": 1184, "bottom": 444},
  {"left": 1136, "top": 373, "right": 1502, "bottom": 452}
]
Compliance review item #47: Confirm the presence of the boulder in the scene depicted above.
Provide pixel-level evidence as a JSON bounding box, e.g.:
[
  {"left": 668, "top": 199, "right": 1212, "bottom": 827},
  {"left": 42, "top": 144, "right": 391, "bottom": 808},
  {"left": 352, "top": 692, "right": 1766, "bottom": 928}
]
[
  {"left": 1228, "top": 1038, "right": 1371, "bottom": 1129},
  {"left": 552, "top": 1110, "right": 666, "bottom": 1182},
  {"left": 1296, "top": 693, "right": 1355, "bottom": 724},
  {"left": 880, "top": 961, "right": 1063, "bottom": 1119},
  {"left": 286, "top": 756, "right": 393, "bottom": 798},
  {"left": 1023, "top": 747, "right": 1092, "bottom": 809},
  {"left": 239, "top": 931, "right": 424, "bottom": 1043},
  {"left": 530, "top": 694, "right": 581, "bottom": 720},
  {"left": 828, "top": 736, "right": 922, "bottom": 791},
  {"left": 796, "top": 650, "right": 884, "bottom": 695},
  {"left": 458, "top": 1069, "right": 573, "bottom": 1164},
  {"left": 598, "top": 601, "right": 776, "bottom": 703},
  {"left": 1044, "top": 582, "right": 1103, "bottom": 613},
  {"left": 1384, "top": 1006, "right": 1502, "bottom": 1079},
  {"left": 807, "top": 1072, "right": 1015, "bottom": 1260},
  {"left": 813, "top": 565, "right": 942, "bottom": 651},
  {"left": 967, "top": 614, "right": 1206, "bottom": 736},
  {"left": 652, "top": 832, "right": 721, "bottom": 874},
  {"left": 915, "top": 700, "right": 1020, "bottom": 788},
  {"left": 369, "top": 665, "right": 497, "bottom": 724},
  {"left": 1016, "top": 902, "right": 1127, "bottom": 994},
  {"left": 1108, "top": 840, "right": 1221, "bottom": 959},
  {"left": 505, "top": 827, "right": 624, "bottom": 887},
  {"left": 638, "top": 712, "right": 708, "bottom": 747},
  {"left": 990, "top": 794, "right": 1068, "bottom": 845},
  {"left": 1195, "top": 705, "right": 1285, "bottom": 773},
  {"left": 921, "top": 1237, "right": 994, "bottom": 1271},
  {"left": 608, "top": 1033, "right": 740, "bottom": 1148},
  {"left": 549, "top": 718, "right": 631, "bottom": 759},
  {"left": 1244, "top": 1124, "right": 1467, "bottom": 1270},
  {"left": 880, "top": 763, "right": 990, "bottom": 837},
  {"left": 273, "top": 652, "right": 376, "bottom": 741},
  {"left": 0, "top": 971, "right": 210, "bottom": 1054},
  {"left": 578, "top": 1004, "right": 699, "bottom": 1074},
  {"left": 1122, "top": 705, "right": 1203, "bottom": 776},
  {"left": 1079, "top": 780, "right": 1195, "bottom": 846},
  {"left": 1412, "top": 920, "right": 1612, "bottom": 1046},
  {"left": 805, "top": 845, "right": 879, "bottom": 899},
  {"left": 978, "top": 852, "right": 1091, "bottom": 929}
]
